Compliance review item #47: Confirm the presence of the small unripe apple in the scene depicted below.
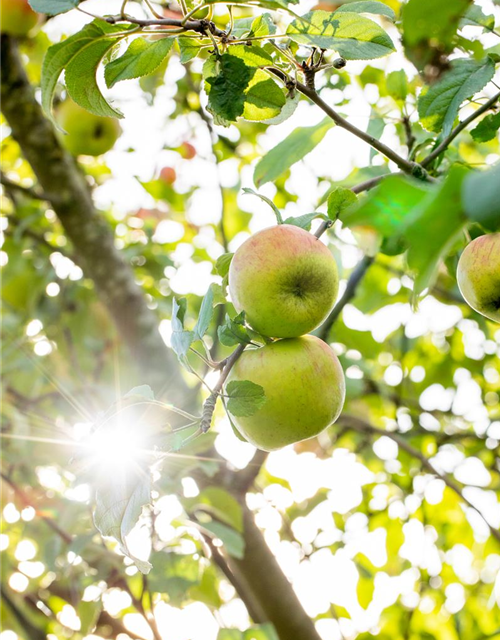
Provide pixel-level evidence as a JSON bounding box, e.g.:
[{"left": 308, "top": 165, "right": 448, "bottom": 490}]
[
  {"left": 179, "top": 142, "right": 196, "bottom": 160},
  {"left": 457, "top": 233, "right": 500, "bottom": 323},
  {"left": 229, "top": 224, "right": 339, "bottom": 338},
  {"left": 226, "top": 335, "right": 345, "bottom": 451},
  {"left": 1, "top": 0, "right": 39, "bottom": 36},
  {"left": 57, "top": 101, "right": 121, "bottom": 157},
  {"left": 160, "top": 166, "right": 176, "bottom": 185}
]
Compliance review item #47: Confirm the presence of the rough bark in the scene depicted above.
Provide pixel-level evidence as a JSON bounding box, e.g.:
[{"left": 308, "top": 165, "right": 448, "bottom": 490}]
[{"left": 0, "top": 35, "right": 183, "bottom": 396}]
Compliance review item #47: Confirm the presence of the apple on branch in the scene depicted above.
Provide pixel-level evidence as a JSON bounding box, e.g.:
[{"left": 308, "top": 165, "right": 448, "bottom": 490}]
[
  {"left": 457, "top": 233, "right": 500, "bottom": 324},
  {"left": 57, "top": 100, "right": 121, "bottom": 157},
  {"left": 225, "top": 335, "right": 345, "bottom": 451},
  {"left": 0, "top": 0, "right": 39, "bottom": 36},
  {"left": 229, "top": 224, "right": 339, "bottom": 338}
]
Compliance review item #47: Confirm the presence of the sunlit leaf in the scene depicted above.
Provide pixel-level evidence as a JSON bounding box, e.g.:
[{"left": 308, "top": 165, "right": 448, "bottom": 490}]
[
  {"left": 105, "top": 36, "right": 175, "bottom": 88},
  {"left": 418, "top": 57, "right": 494, "bottom": 136},
  {"left": 254, "top": 118, "right": 334, "bottom": 186},
  {"left": 286, "top": 11, "right": 395, "bottom": 60}
]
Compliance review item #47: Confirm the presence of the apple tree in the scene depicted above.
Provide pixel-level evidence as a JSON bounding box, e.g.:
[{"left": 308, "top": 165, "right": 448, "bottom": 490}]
[{"left": 1, "top": 0, "right": 500, "bottom": 639}]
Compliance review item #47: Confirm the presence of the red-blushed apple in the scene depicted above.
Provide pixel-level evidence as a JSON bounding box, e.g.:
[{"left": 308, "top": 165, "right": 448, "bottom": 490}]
[
  {"left": 179, "top": 142, "right": 196, "bottom": 160},
  {"left": 228, "top": 224, "right": 339, "bottom": 338},
  {"left": 457, "top": 233, "right": 500, "bottom": 323},
  {"left": 160, "top": 167, "right": 176, "bottom": 185},
  {"left": 57, "top": 101, "right": 121, "bottom": 157},
  {"left": 1, "top": 0, "right": 39, "bottom": 36},
  {"left": 225, "top": 335, "right": 345, "bottom": 451}
]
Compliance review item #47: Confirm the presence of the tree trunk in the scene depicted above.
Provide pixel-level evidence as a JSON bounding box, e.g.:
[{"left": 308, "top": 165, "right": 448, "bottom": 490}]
[{"left": 0, "top": 35, "right": 184, "bottom": 397}]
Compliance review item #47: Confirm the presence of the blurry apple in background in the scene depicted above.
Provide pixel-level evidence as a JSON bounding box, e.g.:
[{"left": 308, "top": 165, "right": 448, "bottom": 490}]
[
  {"left": 159, "top": 166, "right": 176, "bottom": 185},
  {"left": 179, "top": 142, "right": 196, "bottom": 160},
  {"left": 1, "top": 0, "right": 39, "bottom": 36},
  {"left": 57, "top": 101, "right": 121, "bottom": 157},
  {"left": 229, "top": 224, "right": 339, "bottom": 338},
  {"left": 457, "top": 233, "right": 500, "bottom": 323},
  {"left": 226, "top": 335, "right": 345, "bottom": 451}
]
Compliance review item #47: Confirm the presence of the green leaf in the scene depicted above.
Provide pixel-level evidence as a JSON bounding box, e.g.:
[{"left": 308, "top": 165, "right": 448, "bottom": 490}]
[
  {"left": 404, "top": 164, "right": 469, "bottom": 299},
  {"left": 124, "top": 385, "right": 155, "bottom": 400},
  {"left": 193, "top": 287, "right": 214, "bottom": 341},
  {"left": 418, "top": 57, "right": 495, "bottom": 136},
  {"left": 386, "top": 70, "right": 408, "bottom": 102},
  {"left": 202, "top": 521, "right": 245, "bottom": 559},
  {"left": 178, "top": 37, "right": 203, "bottom": 63},
  {"left": 226, "top": 380, "right": 266, "bottom": 417},
  {"left": 218, "top": 313, "right": 252, "bottom": 347},
  {"left": 367, "top": 108, "right": 385, "bottom": 162},
  {"left": 342, "top": 175, "right": 430, "bottom": 236},
  {"left": 244, "top": 624, "right": 280, "bottom": 640},
  {"left": 335, "top": 1, "right": 396, "bottom": 21},
  {"left": 216, "top": 253, "right": 234, "bottom": 277},
  {"left": 42, "top": 20, "right": 129, "bottom": 120},
  {"left": 205, "top": 55, "right": 283, "bottom": 124},
  {"left": 171, "top": 298, "right": 194, "bottom": 366},
  {"left": 470, "top": 111, "right": 500, "bottom": 142},
  {"left": 242, "top": 188, "right": 283, "bottom": 224},
  {"left": 29, "top": 0, "right": 79, "bottom": 14},
  {"left": 79, "top": 600, "right": 102, "bottom": 636},
  {"left": 243, "top": 70, "right": 286, "bottom": 122},
  {"left": 64, "top": 21, "right": 134, "bottom": 118},
  {"left": 327, "top": 186, "right": 358, "bottom": 220},
  {"left": 227, "top": 44, "right": 274, "bottom": 67},
  {"left": 286, "top": 11, "right": 395, "bottom": 60},
  {"left": 104, "top": 37, "right": 174, "bottom": 88},
  {"left": 262, "top": 92, "right": 300, "bottom": 126},
  {"left": 283, "top": 212, "right": 327, "bottom": 230},
  {"left": 207, "top": 54, "right": 249, "bottom": 125},
  {"left": 93, "top": 467, "right": 152, "bottom": 574},
  {"left": 148, "top": 552, "right": 200, "bottom": 598},
  {"left": 218, "top": 631, "right": 243, "bottom": 640},
  {"left": 250, "top": 13, "right": 277, "bottom": 37},
  {"left": 460, "top": 5, "right": 495, "bottom": 31},
  {"left": 402, "top": 0, "right": 471, "bottom": 72},
  {"left": 195, "top": 486, "right": 243, "bottom": 531},
  {"left": 462, "top": 162, "right": 500, "bottom": 230},
  {"left": 254, "top": 117, "right": 334, "bottom": 187}
]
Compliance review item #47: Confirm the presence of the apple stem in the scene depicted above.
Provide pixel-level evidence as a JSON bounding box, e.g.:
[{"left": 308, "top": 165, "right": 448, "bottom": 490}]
[{"left": 200, "top": 343, "right": 246, "bottom": 432}]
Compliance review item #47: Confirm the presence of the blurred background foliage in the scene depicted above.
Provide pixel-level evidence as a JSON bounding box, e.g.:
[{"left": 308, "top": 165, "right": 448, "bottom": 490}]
[{"left": 1, "top": 0, "right": 500, "bottom": 639}]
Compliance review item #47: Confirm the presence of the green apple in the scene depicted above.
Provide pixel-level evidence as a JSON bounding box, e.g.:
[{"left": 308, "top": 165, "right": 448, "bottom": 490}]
[
  {"left": 225, "top": 335, "right": 345, "bottom": 451},
  {"left": 457, "top": 233, "right": 500, "bottom": 323},
  {"left": 57, "top": 101, "right": 121, "bottom": 157},
  {"left": 229, "top": 224, "right": 339, "bottom": 338},
  {"left": 0, "top": 0, "right": 39, "bottom": 36}
]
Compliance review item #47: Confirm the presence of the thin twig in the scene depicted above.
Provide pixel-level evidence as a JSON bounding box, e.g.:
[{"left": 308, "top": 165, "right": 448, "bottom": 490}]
[
  {"left": 339, "top": 416, "right": 500, "bottom": 545},
  {"left": 200, "top": 343, "right": 245, "bottom": 432},
  {"left": 422, "top": 90, "right": 500, "bottom": 168},
  {"left": 1, "top": 172, "right": 52, "bottom": 201},
  {"left": 268, "top": 69, "right": 427, "bottom": 179},
  {"left": 0, "top": 471, "right": 73, "bottom": 543},
  {"left": 317, "top": 255, "right": 374, "bottom": 341}
]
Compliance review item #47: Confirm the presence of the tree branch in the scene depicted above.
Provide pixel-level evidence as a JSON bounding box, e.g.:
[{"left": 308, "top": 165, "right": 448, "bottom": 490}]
[
  {"left": 316, "top": 255, "right": 374, "bottom": 341},
  {"left": 1, "top": 172, "right": 51, "bottom": 201},
  {"left": 231, "top": 504, "right": 323, "bottom": 640},
  {"left": 268, "top": 69, "right": 427, "bottom": 178},
  {"left": 339, "top": 415, "right": 500, "bottom": 545},
  {"left": 421, "top": 90, "right": 500, "bottom": 168},
  {"left": 0, "top": 35, "right": 186, "bottom": 396},
  {"left": 1, "top": 585, "right": 47, "bottom": 640},
  {"left": 201, "top": 343, "right": 245, "bottom": 432}
]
